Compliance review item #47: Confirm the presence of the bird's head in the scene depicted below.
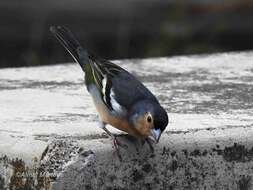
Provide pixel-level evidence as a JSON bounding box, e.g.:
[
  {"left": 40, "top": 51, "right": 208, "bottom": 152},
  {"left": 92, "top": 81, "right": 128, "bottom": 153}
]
[{"left": 129, "top": 100, "right": 168, "bottom": 143}]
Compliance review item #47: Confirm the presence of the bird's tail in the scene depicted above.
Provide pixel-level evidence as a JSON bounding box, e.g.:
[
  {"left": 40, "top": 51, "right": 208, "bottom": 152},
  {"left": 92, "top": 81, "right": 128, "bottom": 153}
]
[{"left": 50, "top": 26, "right": 89, "bottom": 72}]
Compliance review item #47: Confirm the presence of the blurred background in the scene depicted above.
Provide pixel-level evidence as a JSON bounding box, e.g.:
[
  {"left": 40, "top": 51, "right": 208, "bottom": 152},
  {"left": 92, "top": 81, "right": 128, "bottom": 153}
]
[{"left": 1, "top": 0, "right": 253, "bottom": 68}]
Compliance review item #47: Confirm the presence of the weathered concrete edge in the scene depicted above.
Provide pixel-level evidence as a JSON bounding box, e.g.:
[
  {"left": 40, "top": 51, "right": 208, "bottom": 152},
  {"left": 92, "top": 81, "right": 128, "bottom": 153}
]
[{"left": 2, "top": 127, "right": 253, "bottom": 190}]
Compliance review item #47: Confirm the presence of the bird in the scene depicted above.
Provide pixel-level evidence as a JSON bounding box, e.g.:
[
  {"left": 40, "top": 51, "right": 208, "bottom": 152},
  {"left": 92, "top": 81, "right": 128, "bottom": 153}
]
[{"left": 50, "top": 26, "right": 168, "bottom": 159}]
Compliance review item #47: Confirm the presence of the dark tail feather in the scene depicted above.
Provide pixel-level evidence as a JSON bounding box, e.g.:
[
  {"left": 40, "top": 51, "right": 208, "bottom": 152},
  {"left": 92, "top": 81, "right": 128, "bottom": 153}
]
[{"left": 50, "top": 26, "right": 88, "bottom": 72}]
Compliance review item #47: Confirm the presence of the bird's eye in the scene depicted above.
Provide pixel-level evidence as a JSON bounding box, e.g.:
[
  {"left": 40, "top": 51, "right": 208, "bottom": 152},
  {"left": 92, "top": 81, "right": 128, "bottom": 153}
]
[{"left": 147, "top": 116, "right": 152, "bottom": 123}]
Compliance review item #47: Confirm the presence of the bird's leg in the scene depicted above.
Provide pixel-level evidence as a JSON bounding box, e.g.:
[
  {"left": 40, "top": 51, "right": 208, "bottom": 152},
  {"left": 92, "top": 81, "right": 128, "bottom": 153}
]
[
  {"left": 102, "top": 126, "right": 128, "bottom": 148},
  {"left": 102, "top": 126, "right": 123, "bottom": 161},
  {"left": 98, "top": 122, "right": 127, "bottom": 161},
  {"left": 99, "top": 121, "right": 128, "bottom": 148}
]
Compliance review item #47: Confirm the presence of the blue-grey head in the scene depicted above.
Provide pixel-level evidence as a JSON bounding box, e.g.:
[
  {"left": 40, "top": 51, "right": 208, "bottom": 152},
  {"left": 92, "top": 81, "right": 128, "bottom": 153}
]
[{"left": 129, "top": 100, "right": 168, "bottom": 143}]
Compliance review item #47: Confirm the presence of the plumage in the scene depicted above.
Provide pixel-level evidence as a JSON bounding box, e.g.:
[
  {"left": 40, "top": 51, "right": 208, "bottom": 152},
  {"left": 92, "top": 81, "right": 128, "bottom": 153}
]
[
  {"left": 109, "top": 88, "right": 126, "bottom": 115},
  {"left": 50, "top": 26, "right": 169, "bottom": 156}
]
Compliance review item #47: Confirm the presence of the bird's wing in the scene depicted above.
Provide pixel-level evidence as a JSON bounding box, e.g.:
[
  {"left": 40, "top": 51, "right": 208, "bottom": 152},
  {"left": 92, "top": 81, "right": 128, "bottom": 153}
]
[
  {"left": 88, "top": 57, "right": 158, "bottom": 116},
  {"left": 50, "top": 26, "right": 157, "bottom": 116}
]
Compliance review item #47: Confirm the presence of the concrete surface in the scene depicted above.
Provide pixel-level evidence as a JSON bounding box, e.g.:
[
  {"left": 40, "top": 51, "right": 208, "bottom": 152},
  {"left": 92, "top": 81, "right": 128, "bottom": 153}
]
[{"left": 0, "top": 51, "right": 253, "bottom": 189}]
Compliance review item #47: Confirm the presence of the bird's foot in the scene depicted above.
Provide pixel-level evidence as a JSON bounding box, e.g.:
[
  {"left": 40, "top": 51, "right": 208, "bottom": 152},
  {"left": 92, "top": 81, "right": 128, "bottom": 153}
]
[
  {"left": 112, "top": 137, "right": 128, "bottom": 161},
  {"left": 101, "top": 125, "right": 128, "bottom": 161},
  {"left": 113, "top": 136, "right": 128, "bottom": 149}
]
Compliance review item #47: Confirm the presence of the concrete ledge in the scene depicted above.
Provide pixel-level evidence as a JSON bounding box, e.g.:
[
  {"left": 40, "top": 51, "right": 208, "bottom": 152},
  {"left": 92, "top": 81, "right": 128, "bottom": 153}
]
[
  {"left": 52, "top": 131, "right": 253, "bottom": 190},
  {"left": 2, "top": 128, "right": 253, "bottom": 190},
  {"left": 1, "top": 51, "right": 253, "bottom": 189}
]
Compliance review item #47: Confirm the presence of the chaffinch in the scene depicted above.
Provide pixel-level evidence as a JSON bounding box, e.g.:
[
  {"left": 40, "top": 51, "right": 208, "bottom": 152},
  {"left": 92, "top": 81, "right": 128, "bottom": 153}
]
[{"left": 50, "top": 26, "right": 168, "bottom": 158}]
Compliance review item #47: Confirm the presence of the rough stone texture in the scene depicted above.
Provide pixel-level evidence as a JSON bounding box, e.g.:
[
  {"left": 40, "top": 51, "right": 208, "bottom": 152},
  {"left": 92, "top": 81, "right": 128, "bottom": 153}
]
[
  {"left": 0, "top": 51, "right": 253, "bottom": 189},
  {"left": 49, "top": 135, "right": 253, "bottom": 190}
]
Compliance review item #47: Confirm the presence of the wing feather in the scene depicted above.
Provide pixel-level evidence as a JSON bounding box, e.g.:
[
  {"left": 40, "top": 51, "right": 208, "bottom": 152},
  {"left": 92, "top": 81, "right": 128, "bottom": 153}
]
[{"left": 88, "top": 57, "right": 157, "bottom": 115}]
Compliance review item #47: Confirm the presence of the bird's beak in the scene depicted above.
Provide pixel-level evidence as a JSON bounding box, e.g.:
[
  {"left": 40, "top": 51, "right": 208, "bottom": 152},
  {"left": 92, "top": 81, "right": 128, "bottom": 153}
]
[{"left": 149, "top": 129, "right": 161, "bottom": 143}]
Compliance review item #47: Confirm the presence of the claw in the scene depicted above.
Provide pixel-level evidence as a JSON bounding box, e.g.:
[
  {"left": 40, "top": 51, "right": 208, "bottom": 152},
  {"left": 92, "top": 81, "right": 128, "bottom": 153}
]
[
  {"left": 112, "top": 138, "right": 123, "bottom": 161},
  {"left": 112, "top": 147, "right": 122, "bottom": 162},
  {"left": 99, "top": 124, "right": 128, "bottom": 161},
  {"left": 113, "top": 137, "right": 128, "bottom": 149}
]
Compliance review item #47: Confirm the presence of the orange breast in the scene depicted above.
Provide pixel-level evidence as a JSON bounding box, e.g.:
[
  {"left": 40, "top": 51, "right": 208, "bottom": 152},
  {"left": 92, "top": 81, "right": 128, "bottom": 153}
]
[{"left": 94, "top": 101, "right": 142, "bottom": 138}]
